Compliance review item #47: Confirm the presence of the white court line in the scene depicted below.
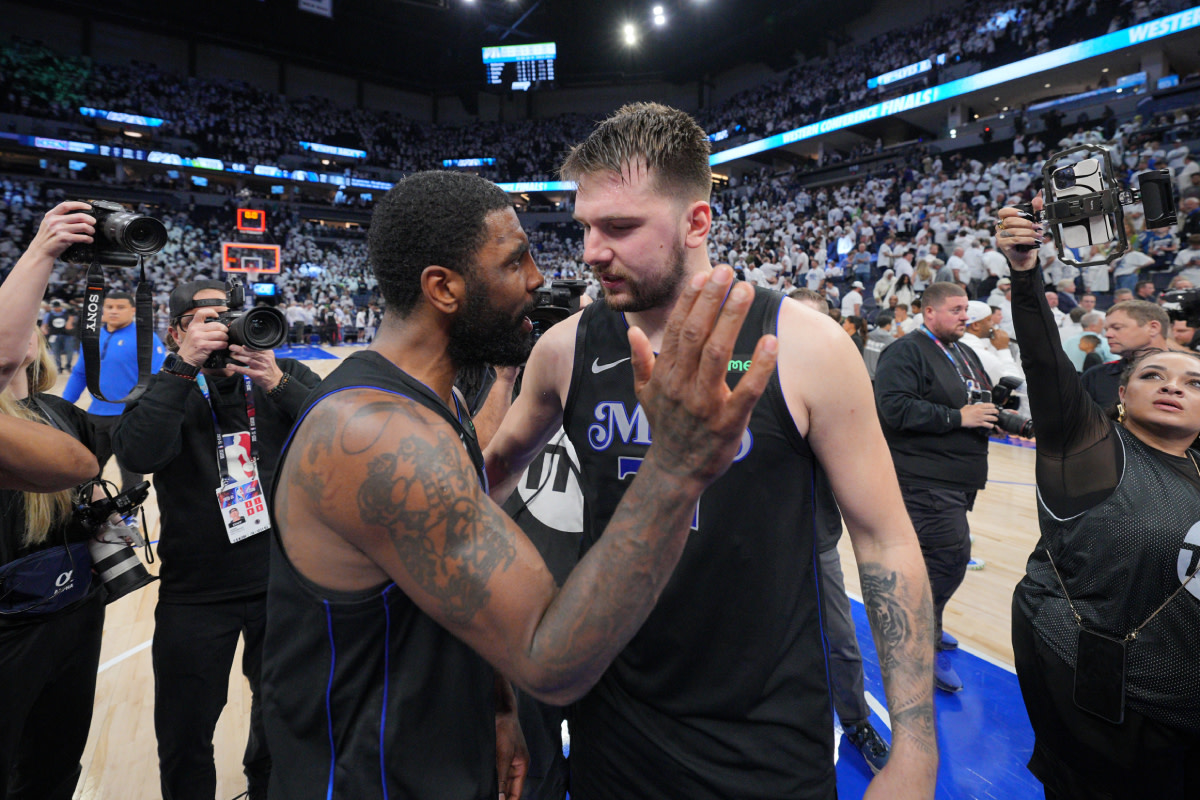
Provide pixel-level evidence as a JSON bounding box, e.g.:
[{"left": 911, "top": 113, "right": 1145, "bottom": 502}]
[
  {"left": 845, "top": 590, "right": 1018, "bottom": 675},
  {"left": 97, "top": 638, "right": 152, "bottom": 674},
  {"left": 864, "top": 690, "right": 891, "bottom": 730}
]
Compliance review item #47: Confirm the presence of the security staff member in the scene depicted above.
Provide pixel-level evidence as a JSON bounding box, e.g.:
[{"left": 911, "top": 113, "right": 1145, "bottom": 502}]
[
  {"left": 874, "top": 281, "right": 995, "bottom": 694},
  {"left": 112, "top": 280, "right": 319, "bottom": 800},
  {"left": 62, "top": 291, "right": 166, "bottom": 491}
]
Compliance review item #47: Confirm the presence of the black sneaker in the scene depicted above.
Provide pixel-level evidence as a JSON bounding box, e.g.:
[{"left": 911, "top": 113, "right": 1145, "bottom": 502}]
[{"left": 844, "top": 721, "right": 890, "bottom": 774}]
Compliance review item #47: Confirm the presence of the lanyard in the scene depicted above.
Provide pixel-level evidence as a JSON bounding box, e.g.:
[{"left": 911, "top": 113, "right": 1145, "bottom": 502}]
[
  {"left": 196, "top": 373, "right": 258, "bottom": 485},
  {"left": 920, "top": 325, "right": 984, "bottom": 391}
]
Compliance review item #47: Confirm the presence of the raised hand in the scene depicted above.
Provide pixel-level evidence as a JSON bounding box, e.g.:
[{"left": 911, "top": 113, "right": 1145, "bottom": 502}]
[
  {"left": 995, "top": 194, "right": 1045, "bottom": 272},
  {"left": 628, "top": 266, "right": 778, "bottom": 489}
]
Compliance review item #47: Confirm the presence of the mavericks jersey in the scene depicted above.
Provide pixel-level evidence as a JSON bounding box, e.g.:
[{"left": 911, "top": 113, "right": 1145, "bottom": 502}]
[
  {"left": 262, "top": 351, "right": 497, "bottom": 800},
  {"left": 564, "top": 288, "right": 836, "bottom": 799}
]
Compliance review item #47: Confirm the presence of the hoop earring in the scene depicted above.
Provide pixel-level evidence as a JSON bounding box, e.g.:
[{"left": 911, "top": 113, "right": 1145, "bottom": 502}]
[{"left": 1117, "top": 402, "right": 1126, "bottom": 424}]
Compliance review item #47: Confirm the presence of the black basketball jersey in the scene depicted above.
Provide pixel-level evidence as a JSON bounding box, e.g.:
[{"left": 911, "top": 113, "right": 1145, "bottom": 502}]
[
  {"left": 563, "top": 288, "right": 837, "bottom": 799},
  {"left": 262, "top": 351, "right": 497, "bottom": 800}
]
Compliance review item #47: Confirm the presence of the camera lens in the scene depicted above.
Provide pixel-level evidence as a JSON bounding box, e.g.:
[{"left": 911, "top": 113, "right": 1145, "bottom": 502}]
[
  {"left": 1054, "top": 167, "right": 1076, "bottom": 191},
  {"left": 237, "top": 307, "right": 287, "bottom": 350},
  {"left": 104, "top": 211, "right": 168, "bottom": 255}
]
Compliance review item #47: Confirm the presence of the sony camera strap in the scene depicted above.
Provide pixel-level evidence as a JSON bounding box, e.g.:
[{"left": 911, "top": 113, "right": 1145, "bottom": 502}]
[{"left": 81, "top": 257, "right": 155, "bottom": 404}]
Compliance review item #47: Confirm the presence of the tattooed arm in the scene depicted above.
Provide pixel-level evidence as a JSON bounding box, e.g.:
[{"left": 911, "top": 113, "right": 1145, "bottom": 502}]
[
  {"left": 279, "top": 269, "right": 778, "bottom": 704},
  {"left": 775, "top": 298, "right": 937, "bottom": 798}
]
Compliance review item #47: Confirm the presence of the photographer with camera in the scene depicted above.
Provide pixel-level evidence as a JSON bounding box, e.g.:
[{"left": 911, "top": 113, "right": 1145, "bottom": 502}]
[
  {"left": 0, "top": 203, "right": 100, "bottom": 490},
  {"left": 0, "top": 327, "right": 104, "bottom": 800},
  {"left": 111, "top": 280, "right": 319, "bottom": 800},
  {"left": 0, "top": 202, "right": 94, "bottom": 393},
  {"left": 999, "top": 195, "right": 1200, "bottom": 799},
  {"left": 874, "top": 281, "right": 995, "bottom": 694}
]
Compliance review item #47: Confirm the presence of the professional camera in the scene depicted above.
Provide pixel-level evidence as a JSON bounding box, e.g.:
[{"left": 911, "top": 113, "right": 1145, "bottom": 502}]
[
  {"left": 1011, "top": 144, "right": 1176, "bottom": 267},
  {"left": 76, "top": 480, "right": 157, "bottom": 604},
  {"left": 203, "top": 278, "right": 288, "bottom": 369},
  {"left": 990, "top": 376, "right": 1034, "bottom": 438},
  {"left": 61, "top": 200, "right": 168, "bottom": 266},
  {"left": 971, "top": 377, "right": 1034, "bottom": 438},
  {"left": 529, "top": 279, "right": 588, "bottom": 342},
  {"left": 1162, "top": 289, "right": 1200, "bottom": 329}
]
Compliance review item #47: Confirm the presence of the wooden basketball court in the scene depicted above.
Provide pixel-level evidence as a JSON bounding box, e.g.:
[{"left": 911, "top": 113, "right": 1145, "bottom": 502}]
[{"left": 54, "top": 346, "right": 1043, "bottom": 799}]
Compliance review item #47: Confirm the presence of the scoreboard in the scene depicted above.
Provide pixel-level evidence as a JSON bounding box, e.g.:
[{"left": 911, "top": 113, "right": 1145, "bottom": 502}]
[{"left": 482, "top": 42, "right": 556, "bottom": 90}]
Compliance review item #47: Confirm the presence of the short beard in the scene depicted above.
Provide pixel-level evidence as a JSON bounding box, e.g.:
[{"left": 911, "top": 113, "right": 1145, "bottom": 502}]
[
  {"left": 602, "top": 237, "right": 687, "bottom": 313},
  {"left": 446, "top": 280, "right": 535, "bottom": 369}
]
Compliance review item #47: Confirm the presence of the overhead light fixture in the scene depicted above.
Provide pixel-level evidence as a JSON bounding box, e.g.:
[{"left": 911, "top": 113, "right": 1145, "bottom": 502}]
[
  {"left": 994, "top": 97, "right": 1000, "bottom": 101},
  {"left": 1102, "top": 67, "right": 1110, "bottom": 72},
  {"left": 623, "top": 22, "right": 638, "bottom": 45},
  {"left": 1044, "top": 83, "right": 1051, "bottom": 88},
  {"left": 653, "top": 4, "right": 664, "bottom": 13},
  {"left": 124, "top": 130, "right": 142, "bottom": 138}
]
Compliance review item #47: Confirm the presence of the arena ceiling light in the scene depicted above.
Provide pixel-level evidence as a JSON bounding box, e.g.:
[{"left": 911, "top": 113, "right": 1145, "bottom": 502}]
[
  {"left": 653, "top": 5, "right": 667, "bottom": 26},
  {"left": 623, "top": 22, "right": 638, "bottom": 45}
]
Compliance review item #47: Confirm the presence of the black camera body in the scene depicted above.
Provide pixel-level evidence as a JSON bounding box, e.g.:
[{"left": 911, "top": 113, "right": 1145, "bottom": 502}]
[
  {"left": 1162, "top": 289, "right": 1200, "bottom": 329},
  {"left": 990, "top": 376, "right": 1034, "bottom": 438},
  {"left": 75, "top": 481, "right": 151, "bottom": 530},
  {"left": 203, "top": 279, "right": 289, "bottom": 369},
  {"left": 529, "top": 280, "right": 588, "bottom": 341},
  {"left": 61, "top": 200, "right": 168, "bottom": 266}
]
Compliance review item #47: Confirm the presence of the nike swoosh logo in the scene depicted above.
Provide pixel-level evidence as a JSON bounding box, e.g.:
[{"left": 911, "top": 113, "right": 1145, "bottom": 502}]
[{"left": 591, "top": 357, "right": 631, "bottom": 374}]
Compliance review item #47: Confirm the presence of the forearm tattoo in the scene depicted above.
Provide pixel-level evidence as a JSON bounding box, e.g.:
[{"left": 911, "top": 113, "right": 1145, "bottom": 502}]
[{"left": 861, "top": 564, "right": 937, "bottom": 756}]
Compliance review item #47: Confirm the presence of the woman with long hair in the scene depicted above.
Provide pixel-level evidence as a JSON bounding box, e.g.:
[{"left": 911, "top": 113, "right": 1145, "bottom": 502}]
[
  {"left": 998, "top": 199, "right": 1200, "bottom": 799},
  {"left": 842, "top": 315, "right": 867, "bottom": 353},
  {"left": 888, "top": 273, "right": 917, "bottom": 308},
  {"left": 0, "top": 328, "right": 104, "bottom": 800}
]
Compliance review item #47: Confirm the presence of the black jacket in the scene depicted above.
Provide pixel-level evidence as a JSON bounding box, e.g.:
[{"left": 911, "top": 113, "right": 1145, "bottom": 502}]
[
  {"left": 1080, "top": 357, "right": 1124, "bottom": 410},
  {"left": 873, "top": 329, "right": 991, "bottom": 491},
  {"left": 112, "top": 360, "right": 320, "bottom": 602}
]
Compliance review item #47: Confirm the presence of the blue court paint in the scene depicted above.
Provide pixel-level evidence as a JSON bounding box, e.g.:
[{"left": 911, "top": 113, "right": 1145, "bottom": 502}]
[
  {"left": 274, "top": 344, "right": 339, "bottom": 360},
  {"left": 837, "top": 598, "right": 1043, "bottom": 799}
]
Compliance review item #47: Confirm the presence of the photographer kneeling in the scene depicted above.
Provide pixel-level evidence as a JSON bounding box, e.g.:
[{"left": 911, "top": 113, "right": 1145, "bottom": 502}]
[
  {"left": 0, "top": 328, "right": 103, "bottom": 800},
  {"left": 112, "top": 281, "right": 319, "bottom": 800}
]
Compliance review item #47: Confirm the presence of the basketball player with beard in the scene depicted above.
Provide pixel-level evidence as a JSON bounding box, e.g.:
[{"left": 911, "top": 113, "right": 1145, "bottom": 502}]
[
  {"left": 484, "top": 104, "right": 937, "bottom": 799},
  {"left": 261, "top": 170, "right": 778, "bottom": 800}
]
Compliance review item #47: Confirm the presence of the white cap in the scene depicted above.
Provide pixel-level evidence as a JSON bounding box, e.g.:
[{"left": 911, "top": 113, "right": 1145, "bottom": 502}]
[{"left": 965, "top": 300, "right": 993, "bottom": 326}]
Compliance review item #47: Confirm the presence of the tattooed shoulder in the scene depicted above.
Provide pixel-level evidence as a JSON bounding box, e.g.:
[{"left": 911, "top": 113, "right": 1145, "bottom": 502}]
[{"left": 332, "top": 391, "right": 518, "bottom": 625}]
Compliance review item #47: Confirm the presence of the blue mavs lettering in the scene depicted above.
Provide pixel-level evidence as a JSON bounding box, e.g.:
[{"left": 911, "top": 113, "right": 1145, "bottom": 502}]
[
  {"left": 588, "top": 402, "right": 652, "bottom": 449},
  {"left": 589, "top": 401, "right": 754, "bottom": 461}
]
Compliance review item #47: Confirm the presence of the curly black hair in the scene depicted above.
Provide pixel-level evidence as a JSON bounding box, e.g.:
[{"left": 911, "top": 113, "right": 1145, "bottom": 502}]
[{"left": 367, "top": 171, "right": 513, "bottom": 316}]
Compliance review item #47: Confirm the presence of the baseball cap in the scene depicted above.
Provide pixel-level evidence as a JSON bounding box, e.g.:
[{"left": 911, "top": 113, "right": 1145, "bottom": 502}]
[
  {"left": 965, "top": 300, "right": 993, "bottom": 326},
  {"left": 997, "top": 277, "right": 1013, "bottom": 287},
  {"left": 851, "top": 281, "right": 865, "bottom": 289},
  {"left": 169, "top": 280, "right": 227, "bottom": 322}
]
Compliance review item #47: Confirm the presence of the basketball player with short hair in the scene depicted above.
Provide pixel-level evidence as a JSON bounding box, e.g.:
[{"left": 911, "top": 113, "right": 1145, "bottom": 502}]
[{"left": 485, "top": 103, "right": 937, "bottom": 798}]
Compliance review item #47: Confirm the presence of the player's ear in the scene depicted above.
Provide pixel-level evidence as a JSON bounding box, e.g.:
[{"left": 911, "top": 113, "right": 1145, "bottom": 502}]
[{"left": 421, "top": 265, "right": 467, "bottom": 314}]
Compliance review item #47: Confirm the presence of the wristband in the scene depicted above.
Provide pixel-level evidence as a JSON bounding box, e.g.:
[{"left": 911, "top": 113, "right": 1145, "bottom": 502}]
[{"left": 266, "top": 371, "right": 291, "bottom": 399}]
